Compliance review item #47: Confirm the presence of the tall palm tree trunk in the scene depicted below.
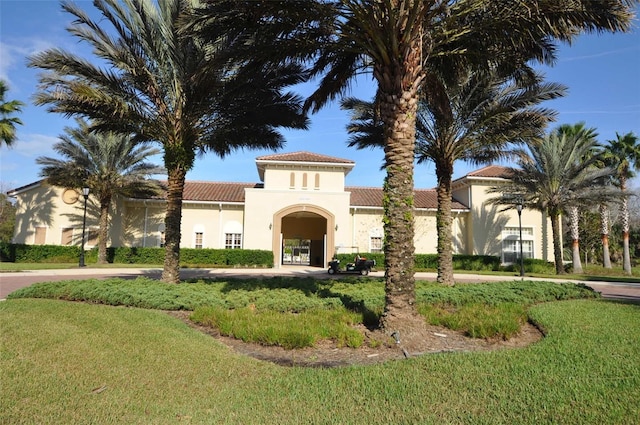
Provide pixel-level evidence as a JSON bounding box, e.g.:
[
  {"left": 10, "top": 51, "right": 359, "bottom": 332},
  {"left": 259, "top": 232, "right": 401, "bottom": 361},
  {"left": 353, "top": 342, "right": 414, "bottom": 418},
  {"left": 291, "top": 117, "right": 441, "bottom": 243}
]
[
  {"left": 163, "top": 166, "right": 187, "bottom": 283},
  {"left": 549, "top": 207, "right": 566, "bottom": 274},
  {"left": 376, "top": 62, "right": 421, "bottom": 332},
  {"left": 620, "top": 181, "right": 631, "bottom": 274},
  {"left": 568, "top": 206, "right": 583, "bottom": 273},
  {"left": 98, "top": 197, "right": 111, "bottom": 264},
  {"left": 599, "top": 203, "right": 612, "bottom": 268},
  {"left": 435, "top": 160, "right": 454, "bottom": 286}
]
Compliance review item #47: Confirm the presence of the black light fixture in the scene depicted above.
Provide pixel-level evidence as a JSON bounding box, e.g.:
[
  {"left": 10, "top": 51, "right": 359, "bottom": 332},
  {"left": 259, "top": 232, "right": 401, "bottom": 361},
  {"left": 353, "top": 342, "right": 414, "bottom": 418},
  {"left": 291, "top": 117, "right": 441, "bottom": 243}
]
[
  {"left": 516, "top": 200, "right": 524, "bottom": 277},
  {"left": 79, "top": 187, "right": 90, "bottom": 267}
]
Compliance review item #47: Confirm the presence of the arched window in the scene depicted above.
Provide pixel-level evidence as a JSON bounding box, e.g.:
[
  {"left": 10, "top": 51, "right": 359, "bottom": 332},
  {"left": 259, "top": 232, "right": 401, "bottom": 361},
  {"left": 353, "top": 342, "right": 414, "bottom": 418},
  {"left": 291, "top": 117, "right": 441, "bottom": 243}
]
[
  {"left": 290, "top": 172, "right": 295, "bottom": 188},
  {"left": 302, "top": 173, "right": 308, "bottom": 189},
  {"left": 314, "top": 173, "right": 320, "bottom": 190}
]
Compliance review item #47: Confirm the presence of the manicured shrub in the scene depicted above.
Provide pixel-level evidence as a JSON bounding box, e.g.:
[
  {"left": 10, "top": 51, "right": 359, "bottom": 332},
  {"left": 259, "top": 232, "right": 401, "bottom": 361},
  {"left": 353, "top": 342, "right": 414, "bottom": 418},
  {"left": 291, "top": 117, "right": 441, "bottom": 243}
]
[
  {"left": 501, "top": 258, "right": 557, "bottom": 274},
  {"left": 3, "top": 244, "right": 273, "bottom": 267},
  {"left": 9, "top": 244, "right": 80, "bottom": 263}
]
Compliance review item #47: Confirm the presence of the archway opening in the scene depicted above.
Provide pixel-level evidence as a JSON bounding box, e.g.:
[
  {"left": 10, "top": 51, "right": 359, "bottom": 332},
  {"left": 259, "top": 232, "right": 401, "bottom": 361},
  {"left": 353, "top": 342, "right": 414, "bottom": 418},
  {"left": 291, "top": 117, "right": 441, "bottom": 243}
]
[{"left": 273, "top": 205, "right": 334, "bottom": 268}]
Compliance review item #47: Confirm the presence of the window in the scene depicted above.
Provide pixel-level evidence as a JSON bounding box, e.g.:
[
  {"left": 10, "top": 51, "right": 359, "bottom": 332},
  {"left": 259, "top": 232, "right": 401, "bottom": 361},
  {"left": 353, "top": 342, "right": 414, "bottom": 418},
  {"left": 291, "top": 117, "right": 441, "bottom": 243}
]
[
  {"left": 290, "top": 172, "right": 295, "bottom": 188},
  {"left": 61, "top": 228, "right": 74, "bottom": 246},
  {"left": 314, "top": 173, "right": 320, "bottom": 190},
  {"left": 34, "top": 226, "right": 46, "bottom": 245},
  {"left": 502, "top": 240, "right": 533, "bottom": 263},
  {"left": 225, "top": 233, "right": 242, "bottom": 249},
  {"left": 302, "top": 173, "right": 308, "bottom": 189},
  {"left": 501, "top": 226, "right": 534, "bottom": 263},
  {"left": 195, "top": 232, "right": 203, "bottom": 249},
  {"left": 503, "top": 226, "right": 533, "bottom": 237},
  {"left": 370, "top": 236, "right": 383, "bottom": 253}
]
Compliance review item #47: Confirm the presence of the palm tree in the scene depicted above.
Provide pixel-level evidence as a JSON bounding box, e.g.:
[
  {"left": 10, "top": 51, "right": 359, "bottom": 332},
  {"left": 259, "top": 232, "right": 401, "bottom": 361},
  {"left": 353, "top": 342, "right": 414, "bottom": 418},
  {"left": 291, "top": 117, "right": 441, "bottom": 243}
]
[
  {"left": 606, "top": 132, "right": 640, "bottom": 274},
  {"left": 28, "top": 0, "right": 308, "bottom": 283},
  {"left": 555, "top": 123, "right": 599, "bottom": 274},
  {"left": 0, "top": 80, "right": 24, "bottom": 147},
  {"left": 37, "top": 119, "right": 164, "bottom": 264},
  {"left": 488, "top": 126, "right": 617, "bottom": 274},
  {"left": 342, "top": 68, "right": 566, "bottom": 285},
  {"left": 599, "top": 203, "right": 613, "bottom": 268},
  {"left": 206, "top": 0, "right": 637, "bottom": 332}
]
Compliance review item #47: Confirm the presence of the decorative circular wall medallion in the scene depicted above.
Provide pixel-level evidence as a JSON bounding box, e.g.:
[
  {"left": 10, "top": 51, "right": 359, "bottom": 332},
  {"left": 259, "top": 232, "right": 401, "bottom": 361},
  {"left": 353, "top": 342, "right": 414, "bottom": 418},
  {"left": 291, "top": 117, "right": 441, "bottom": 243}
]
[{"left": 62, "top": 188, "right": 80, "bottom": 205}]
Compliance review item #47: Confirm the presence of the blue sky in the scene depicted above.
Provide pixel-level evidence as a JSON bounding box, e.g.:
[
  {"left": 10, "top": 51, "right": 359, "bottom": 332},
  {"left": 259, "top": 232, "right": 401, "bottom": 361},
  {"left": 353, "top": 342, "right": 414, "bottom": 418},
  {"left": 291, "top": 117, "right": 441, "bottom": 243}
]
[{"left": 1, "top": 0, "right": 639, "bottom": 193}]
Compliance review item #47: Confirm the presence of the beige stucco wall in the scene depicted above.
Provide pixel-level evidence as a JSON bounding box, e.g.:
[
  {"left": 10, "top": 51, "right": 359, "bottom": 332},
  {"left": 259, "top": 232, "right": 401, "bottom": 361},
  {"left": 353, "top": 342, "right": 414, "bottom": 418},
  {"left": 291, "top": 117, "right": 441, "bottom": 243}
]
[
  {"left": 262, "top": 166, "right": 347, "bottom": 192},
  {"left": 455, "top": 178, "right": 555, "bottom": 262},
  {"left": 12, "top": 183, "right": 106, "bottom": 248}
]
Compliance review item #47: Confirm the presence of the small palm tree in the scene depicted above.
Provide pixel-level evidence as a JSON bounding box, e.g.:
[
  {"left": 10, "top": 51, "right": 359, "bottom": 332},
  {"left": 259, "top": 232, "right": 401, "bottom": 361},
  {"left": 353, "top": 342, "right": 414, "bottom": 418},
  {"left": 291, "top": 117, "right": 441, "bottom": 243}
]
[
  {"left": 606, "top": 132, "right": 640, "bottom": 274},
  {"left": 37, "top": 119, "right": 164, "bottom": 264},
  {"left": 555, "top": 123, "right": 599, "bottom": 274},
  {"left": 488, "top": 126, "right": 617, "bottom": 274},
  {"left": 29, "top": 0, "right": 308, "bottom": 283},
  {"left": 0, "top": 80, "right": 24, "bottom": 147}
]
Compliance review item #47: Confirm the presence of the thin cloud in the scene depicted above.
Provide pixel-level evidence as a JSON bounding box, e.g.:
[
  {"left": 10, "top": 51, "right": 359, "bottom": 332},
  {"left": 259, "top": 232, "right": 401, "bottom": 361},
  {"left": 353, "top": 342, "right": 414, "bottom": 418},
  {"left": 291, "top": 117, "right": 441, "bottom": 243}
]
[
  {"left": 1, "top": 133, "right": 59, "bottom": 158},
  {"left": 561, "top": 46, "right": 640, "bottom": 62}
]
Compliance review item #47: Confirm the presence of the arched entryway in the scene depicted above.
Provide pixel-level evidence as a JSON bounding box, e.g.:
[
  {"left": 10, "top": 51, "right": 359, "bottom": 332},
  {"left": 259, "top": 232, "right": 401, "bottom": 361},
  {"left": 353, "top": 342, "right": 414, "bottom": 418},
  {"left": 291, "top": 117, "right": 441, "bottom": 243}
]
[{"left": 272, "top": 205, "right": 335, "bottom": 268}]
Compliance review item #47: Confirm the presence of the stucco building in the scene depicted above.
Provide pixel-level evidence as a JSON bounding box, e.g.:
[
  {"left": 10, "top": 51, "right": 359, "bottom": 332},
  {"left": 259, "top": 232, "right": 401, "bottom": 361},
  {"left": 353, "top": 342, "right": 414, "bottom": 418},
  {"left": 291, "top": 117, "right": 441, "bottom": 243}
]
[{"left": 8, "top": 151, "right": 554, "bottom": 267}]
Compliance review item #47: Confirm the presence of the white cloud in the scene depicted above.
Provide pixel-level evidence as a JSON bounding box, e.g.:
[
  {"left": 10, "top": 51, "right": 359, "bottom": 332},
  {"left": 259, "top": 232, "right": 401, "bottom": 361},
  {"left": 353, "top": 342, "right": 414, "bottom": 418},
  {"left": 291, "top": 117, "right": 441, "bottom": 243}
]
[{"left": 3, "top": 133, "right": 59, "bottom": 158}]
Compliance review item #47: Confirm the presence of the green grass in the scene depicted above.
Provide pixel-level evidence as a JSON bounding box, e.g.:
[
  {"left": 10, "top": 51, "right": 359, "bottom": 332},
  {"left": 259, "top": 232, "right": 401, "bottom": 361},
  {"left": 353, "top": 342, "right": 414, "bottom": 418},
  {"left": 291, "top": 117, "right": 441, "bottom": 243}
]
[
  {"left": 191, "top": 306, "right": 364, "bottom": 349},
  {"left": 1, "top": 298, "right": 638, "bottom": 424},
  {"left": 8, "top": 277, "right": 599, "bottom": 344}
]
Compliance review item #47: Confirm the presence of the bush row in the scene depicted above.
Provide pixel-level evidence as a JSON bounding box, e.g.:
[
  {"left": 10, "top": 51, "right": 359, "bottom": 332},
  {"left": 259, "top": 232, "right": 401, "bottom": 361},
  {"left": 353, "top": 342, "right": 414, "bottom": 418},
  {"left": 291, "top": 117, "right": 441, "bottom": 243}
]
[
  {"left": 334, "top": 252, "right": 554, "bottom": 273},
  {"left": 0, "top": 243, "right": 273, "bottom": 267},
  {"left": 1, "top": 242, "right": 556, "bottom": 273}
]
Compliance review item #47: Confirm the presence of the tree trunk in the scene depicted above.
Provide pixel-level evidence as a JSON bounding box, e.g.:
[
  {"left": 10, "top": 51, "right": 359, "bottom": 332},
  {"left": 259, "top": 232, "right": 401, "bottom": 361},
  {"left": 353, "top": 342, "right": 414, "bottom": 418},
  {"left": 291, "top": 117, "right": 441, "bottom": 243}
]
[
  {"left": 620, "top": 186, "right": 631, "bottom": 275},
  {"left": 568, "top": 206, "right": 582, "bottom": 274},
  {"left": 600, "top": 203, "right": 612, "bottom": 268},
  {"left": 98, "top": 197, "right": 111, "bottom": 264},
  {"left": 374, "top": 33, "right": 423, "bottom": 334},
  {"left": 435, "top": 160, "right": 454, "bottom": 286},
  {"left": 549, "top": 208, "right": 565, "bottom": 274},
  {"left": 162, "top": 166, "right": 187, "bottom": 283}
]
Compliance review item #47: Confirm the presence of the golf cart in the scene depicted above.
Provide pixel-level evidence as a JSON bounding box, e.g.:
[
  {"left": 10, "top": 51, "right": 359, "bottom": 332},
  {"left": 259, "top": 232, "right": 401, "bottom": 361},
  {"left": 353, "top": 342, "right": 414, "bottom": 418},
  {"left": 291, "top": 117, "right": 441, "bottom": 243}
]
[{"left": 327, "top": 255, "right": 376, "bottom": 276}]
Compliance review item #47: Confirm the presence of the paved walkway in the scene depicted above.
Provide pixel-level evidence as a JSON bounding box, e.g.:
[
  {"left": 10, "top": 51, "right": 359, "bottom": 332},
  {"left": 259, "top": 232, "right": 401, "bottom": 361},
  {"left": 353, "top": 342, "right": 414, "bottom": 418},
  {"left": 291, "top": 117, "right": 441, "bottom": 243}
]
[{"left": 1, "top": 266, "right": 639, "bottom": 303}]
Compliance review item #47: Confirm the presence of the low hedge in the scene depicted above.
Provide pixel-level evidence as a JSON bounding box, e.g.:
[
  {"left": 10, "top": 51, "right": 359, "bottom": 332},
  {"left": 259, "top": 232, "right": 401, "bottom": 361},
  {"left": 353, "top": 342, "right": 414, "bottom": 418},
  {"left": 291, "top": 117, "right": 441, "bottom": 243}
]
[
  {"left": 334, "top": 253, "right": 501, "bottom": 272},
  {"left": 1, "top": 244, "right": 273, "bottom": 267},
  {"left": 2, "top": 243, "right": 554, "bottom": 273},
  {"left": 2, "top": 243, "right": 81, "bottom": 263}
]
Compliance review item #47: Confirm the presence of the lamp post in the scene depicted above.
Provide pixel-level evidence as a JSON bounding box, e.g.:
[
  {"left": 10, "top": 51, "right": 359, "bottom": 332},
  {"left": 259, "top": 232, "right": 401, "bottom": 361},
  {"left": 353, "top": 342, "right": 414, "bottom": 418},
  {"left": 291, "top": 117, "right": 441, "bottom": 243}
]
[
  {"left": 516, "top": 201, "right": 524, "bottom": 277},
  {"left": 79, "top": 187, "right": 90, "bottom": 267}
]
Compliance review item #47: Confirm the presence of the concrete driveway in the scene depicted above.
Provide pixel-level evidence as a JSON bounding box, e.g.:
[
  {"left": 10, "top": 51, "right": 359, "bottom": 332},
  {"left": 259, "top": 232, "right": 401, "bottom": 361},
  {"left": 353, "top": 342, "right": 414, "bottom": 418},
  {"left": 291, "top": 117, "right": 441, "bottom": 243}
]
[{"left": 1, "top": 266, "right": 639, "bottom": 303}]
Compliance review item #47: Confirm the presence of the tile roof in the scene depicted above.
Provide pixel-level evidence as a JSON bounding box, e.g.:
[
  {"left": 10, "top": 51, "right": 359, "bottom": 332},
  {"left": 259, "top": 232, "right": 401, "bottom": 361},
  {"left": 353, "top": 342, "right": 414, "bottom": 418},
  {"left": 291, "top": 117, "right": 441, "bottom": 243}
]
[
  {"left": 465, "top": 165, "right": 513, "bottom": 179},
  {"left": 256, "top": 151, "right": 355, "bottom": 164},
  {"left": 145, "top": 181, "right": 467, "bottom": 209},
  {"left": 347, "top": 186, "right": 467, "bottom": 210},
  {"left": 147, "top": 181, "right": 261, "bottom": 203}
]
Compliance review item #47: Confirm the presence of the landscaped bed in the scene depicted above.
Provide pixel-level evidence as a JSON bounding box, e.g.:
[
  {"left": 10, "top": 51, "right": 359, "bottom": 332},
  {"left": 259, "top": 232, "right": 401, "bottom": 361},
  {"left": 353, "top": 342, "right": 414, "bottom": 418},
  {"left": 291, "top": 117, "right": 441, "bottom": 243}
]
[{"left": 7, "top": 276, "right": 600, "bottom": 365}]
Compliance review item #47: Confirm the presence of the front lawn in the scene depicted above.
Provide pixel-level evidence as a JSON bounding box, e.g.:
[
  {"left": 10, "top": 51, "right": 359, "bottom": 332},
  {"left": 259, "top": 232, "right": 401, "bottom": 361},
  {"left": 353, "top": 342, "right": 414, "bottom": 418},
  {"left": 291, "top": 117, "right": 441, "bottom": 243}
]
[
  {"left": 1, "top": 297, "right": 638, "bottom": 424},
  {"left": 7, "top": 277, "right": 599, "bottom": 344}
]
